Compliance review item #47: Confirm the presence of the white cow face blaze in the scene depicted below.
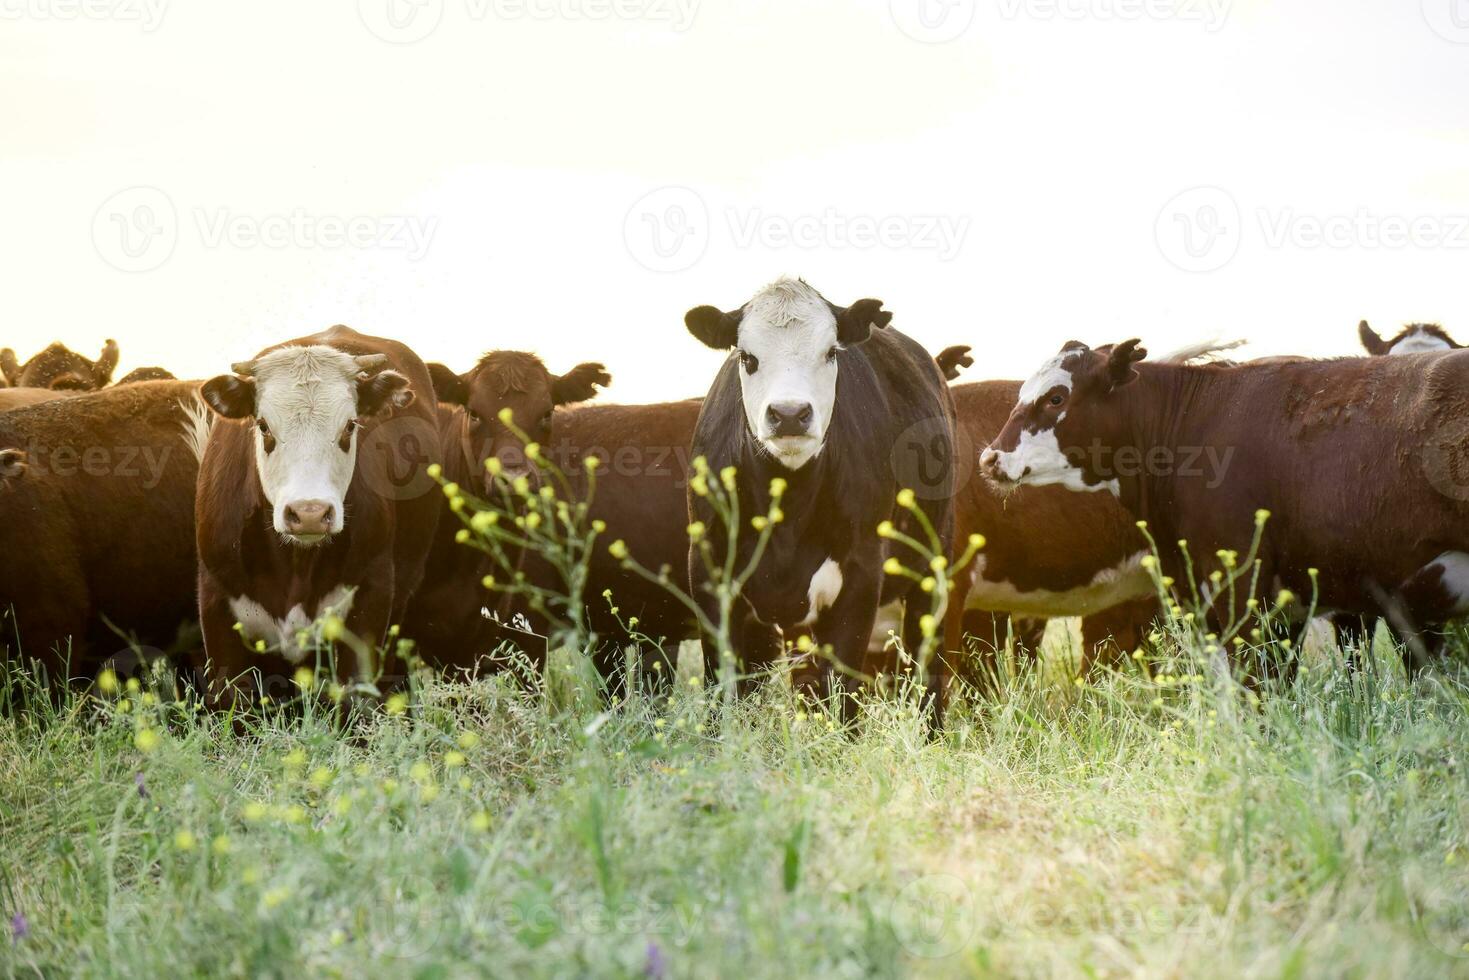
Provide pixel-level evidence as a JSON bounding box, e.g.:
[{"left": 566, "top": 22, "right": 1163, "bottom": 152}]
[
  {"left": 686, "top": 279, "right": 893, "bottom": 471},
  {"left": 1391, "top": 325, "right": 1456, "bottom": 355},
  {"left": 201, "top": 345, "right": 414, "bottom": 546}
]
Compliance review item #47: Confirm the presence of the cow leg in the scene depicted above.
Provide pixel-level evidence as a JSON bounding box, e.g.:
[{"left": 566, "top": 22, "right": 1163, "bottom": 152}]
[
  {"left": 1080, "top": 597, "right": 1159, "bottom": 676},
  {"left": 196, "top": 577, "right": 262, "bottom": 711},
  {"left": 811, "top": 567, "right": 881, "bottom": 728},
  {"left": 1328, "top": 612, "right": 1374, "bottom": 670},
  {"left": 900, "top": 591, "right": 945, "bottom": 732},
  {"left": 343, "top": 571, "right": 396, "bottom": 692}
]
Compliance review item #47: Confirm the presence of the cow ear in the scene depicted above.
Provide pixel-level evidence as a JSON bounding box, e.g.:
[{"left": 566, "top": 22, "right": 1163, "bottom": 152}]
[
  {"left": 427, "top": 363, "right": 468, "bottom": 405},
  {"left": 93, "top": 339, "right": 119, "bottom": 387},
  {"left": 686, "top": 306, "right": 743, "bottom": 350},
  {"left": 934, "top": 345, "right": 973, "bottom": 381},
  {"left": 201, "top": 374, "right": 256, "bottom": 419},
  {"left": 0, "top": 349, "right": 17, "bottom": 386},
  {"left": 836, "top": 299, "right": 892, "bottom": 345},
  {"left": 552, "top": 362, "right": 611, "bottom": 405},
  {"left": 1106, "top": 338, "right": 1147, "bottom": 387},
  {"left": 1358, "top": 320, "right": 1389, "bottom": 355},
  {"left": 358, "top": 369, "right": 414, "bottom": 417}
]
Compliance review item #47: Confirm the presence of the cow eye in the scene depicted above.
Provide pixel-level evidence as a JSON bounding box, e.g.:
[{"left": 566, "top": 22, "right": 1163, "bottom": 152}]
[
  {"left": 739, "top": 351, "right": 759, "bottom": 374},
  {"left": 826, "top": 346, "right": 840, "bottom": 363},
  {"left": 338, "top": 419, "right": 359, "bottom": 452},
  {"left": 256, "top": 419, "right": 276, "bottom": 454},
  {"left": 1048, "top": 394, "right": 1065, "bottom": 407},
  {"left": 256, "top": 419, "right": 270, "bottom": 436},
  {"left": 466, "top": 410, "right": 481, "bottom": 425}
]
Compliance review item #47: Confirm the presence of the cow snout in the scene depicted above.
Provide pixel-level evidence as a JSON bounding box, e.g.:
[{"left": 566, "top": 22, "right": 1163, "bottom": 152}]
[
  {"left": 980, "top": 448, "right": 1027, "bottom": 483},
  {"left": 766, "top": 401, "right": 814, "bottom": 438},
  {"left": 283, "top": 500, "right": 335, "bottom": 537}
]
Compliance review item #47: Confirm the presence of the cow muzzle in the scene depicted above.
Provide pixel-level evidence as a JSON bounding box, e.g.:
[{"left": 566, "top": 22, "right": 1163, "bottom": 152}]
[
  {"left": 980, "top": 448, "right": 1028, "bottom": 484},
  {"left": 282, "top": 499, "right": 336, "bottom": 544}
]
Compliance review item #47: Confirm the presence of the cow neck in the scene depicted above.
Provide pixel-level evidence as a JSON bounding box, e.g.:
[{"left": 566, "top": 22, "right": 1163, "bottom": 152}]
[
  {"left": 239, "top": 509, "right": 360, "bottom": 610},
  {"left": 1112, "top": 362, "right": 1210, "bottom": 536}
]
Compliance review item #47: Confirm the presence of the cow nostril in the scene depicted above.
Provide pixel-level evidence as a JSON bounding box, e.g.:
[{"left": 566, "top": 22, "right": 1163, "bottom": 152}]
[
  {"left": 797, "top": 404, "right": 813, "bottom": 426},
  {"left": 284, "top": 505, "right": 301, "bottom": 529},
  {"left": 321, "top": 505, "right": 335, "bottom": 530},
  {"left": 1021, "top": 466, "right": 1032, "bottom": 478}
]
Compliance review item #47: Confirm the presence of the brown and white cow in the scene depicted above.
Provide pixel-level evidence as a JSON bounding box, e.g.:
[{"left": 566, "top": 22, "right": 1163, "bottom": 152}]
[
  {"left": 194, "top": 326, "right": 440, "bottom": 705},
  {"left": 402, "top": 352, "right": 609, "bottom": 670},
  {"left": 982, "top": 340, "right": 1469, "bottom": 671},
  {"left": 1358, "top": 320, "right": 1461, "bottom": 357},
  {"left": 0, "top": 380, "right": 209, "bottom": 684}
]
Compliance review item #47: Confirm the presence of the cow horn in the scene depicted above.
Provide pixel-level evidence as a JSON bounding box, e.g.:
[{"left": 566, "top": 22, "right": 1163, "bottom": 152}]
[
  {"left": 354, "top": 353, "right": 389, "bottom": 373},
  {"left": 230, "top": 359, "right": 258, "bottom": 377}
]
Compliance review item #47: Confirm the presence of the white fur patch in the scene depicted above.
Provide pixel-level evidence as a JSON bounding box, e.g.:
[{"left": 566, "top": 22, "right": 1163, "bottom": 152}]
[
  {"left": 965, "top": 552, "right": 1152, "bottom": 618},
  {"left": 735, "top": 278, "right": 840, "bottom": 471},
  {"left": 1017, "top": 351, "right": 1077, "bottom": 405},
  {"left": 178, "top": 395, "right": 213, "bottom": 464},
  {"left": 1391, "top": 327, "right": 1454, "bottom": 355},
  {"left": 867, "top": 599, "right": 903, "bottom": 653},
  {"left": 229, "top": 585, "right": 356, "bottom": 664},
  {"left": 1429, "top": 551, "right": 1469, "bottom": 615},
  {"left": 989, "top": 427, "right": 1117, "bottom": 495},
  {"left": 247, "top": 345, "right": 370, "bottom": 539},
  {"left": 800, "top": 558, "right": 844, "bottom": 627}
]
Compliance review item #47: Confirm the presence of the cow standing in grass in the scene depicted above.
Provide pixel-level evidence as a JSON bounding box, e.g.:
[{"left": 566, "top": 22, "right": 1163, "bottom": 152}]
[
  {"left": 684, "top": 278, "right": 956, "bottom": 723},
  {"left": 194, "top": 326, "right": 440, "bottom": 706},
  {"left": 982, "top": 339, "right": 1469, "bottom": 672}
]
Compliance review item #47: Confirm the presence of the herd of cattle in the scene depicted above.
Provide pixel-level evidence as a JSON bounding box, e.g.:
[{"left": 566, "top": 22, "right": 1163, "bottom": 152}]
[{"left": 2, "top": 278, "right": 1466, "bottom": 725}]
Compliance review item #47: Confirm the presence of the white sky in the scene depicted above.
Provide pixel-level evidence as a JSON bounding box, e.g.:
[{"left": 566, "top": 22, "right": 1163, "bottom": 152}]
[{"left": 4, "top": 0, "right": 1469, "bottom": 401}]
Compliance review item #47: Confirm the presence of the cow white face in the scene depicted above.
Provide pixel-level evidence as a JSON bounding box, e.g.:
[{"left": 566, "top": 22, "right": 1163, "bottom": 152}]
[
  {"left": 685, "top": 278, "right": 891, "bottom": 471},
  {"left": 1359, "top": 319, "right": 1462, "bottom": 356},
  {"left": 981, "top": 340, "right": 1147, "bottom": 495},
  {"left": 201, "top": 345, "right": 413, "bottom": 546}
]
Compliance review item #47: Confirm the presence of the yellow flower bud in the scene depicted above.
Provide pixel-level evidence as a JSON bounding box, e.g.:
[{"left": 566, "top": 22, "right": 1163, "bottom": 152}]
[{"left": 896, "top": 488, "right": 916, "bottom": 509}]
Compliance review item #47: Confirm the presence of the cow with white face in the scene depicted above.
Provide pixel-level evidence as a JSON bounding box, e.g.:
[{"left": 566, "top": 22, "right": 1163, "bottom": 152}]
[
  {"left": 1359, "top": 320, "right": 1462, "bottom": 357},
  {"left": 684, "top": 278, "right": 957, "bottom": 726},
  {"left": 194, "top": 326, "right": 441, "bottom": 707}
]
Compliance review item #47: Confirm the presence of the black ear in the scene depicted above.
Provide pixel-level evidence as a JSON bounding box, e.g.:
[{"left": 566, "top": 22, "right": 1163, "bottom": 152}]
[
  {"left": 358, "top": 369, "right": 414, "bottom": 417},
  {"left": 552, "top": 362, "right": 611, "bottom": 405},
  {"left": 934, "top": 345, "right": 973, "bottom": 381},
  {"left": 427, "top": 362, "right": 468, "bottom": 405},
  {"left": 835, "top": 298, "right": 892, "bottom": 345},
  {"left": 1106, "top": 339, "right": 1147, "bottom": 387},
  {"left": 92, "top": 339, "right": 119, "bottom": 387},
  {"left": 201, "top": 375, "right": 256, "bottom": 419},
  {"left": 685, "top": 306, "right": 743, "bottom": 350},
  {"left": 1358, "top": 320, "right": 1389, "bottom": 356}
]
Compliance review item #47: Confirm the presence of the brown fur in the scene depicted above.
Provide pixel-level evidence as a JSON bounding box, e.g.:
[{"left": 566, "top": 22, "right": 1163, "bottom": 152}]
[
  {"left": 0, "top": 388, "right": 73, "bottom": 412},
  {"left": 0, "top": 381, "right": 204, "bottom": 683},
  {"left": 1, "top": 340, "right": 119, "bottom": 390},
  {"left": 193, "top": 326, "right": 441, "bottom": 705}
]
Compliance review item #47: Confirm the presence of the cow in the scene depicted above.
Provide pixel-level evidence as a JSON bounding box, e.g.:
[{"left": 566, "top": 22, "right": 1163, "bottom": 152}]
[
  {"left": 683, "top": 277, "right": 956, "bottom": 724},
  {"left": 1, "top": 340, "right": 119, "bottom": 390},
  {"left": 403, "top": 352, "right": 610, "bottom": 671},
  {"left": 0, "top": 388, "right": 71, "bottom": 412},
  {"left": 947, "top": 379, "right": 1157, "bottom": 684},
  {"left": 116, "top": 366, "right": 178, "bottom": 385},
  {"left": 981, "top": 340, "right": 1469, "bottom": 673},
  {"left": 193, "top": 326, "right": 441, "bottom": 706},
  {"left": 1358, "top": 320, "right": 1461, "bottom": 357},
  {"left": 0, "top": 380, "right": 209, "bottom": 687}
]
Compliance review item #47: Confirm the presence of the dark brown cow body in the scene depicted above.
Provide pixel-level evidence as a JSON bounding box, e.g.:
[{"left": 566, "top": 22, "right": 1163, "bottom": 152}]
[
  {"left": 947, "top": 380, "right": 1156, "bottom": 676},
  {"left": 0, "top": 381, "right": 207, "bottom": 682},
  {"left": 984, "top": 343, "right": 1469, "bottom": 669},
  {"left": 194, "top": 326, "right": 441, "bottom": 704},
  {"left": 0, "top": 388, "right": 72, "bottom": 412}
]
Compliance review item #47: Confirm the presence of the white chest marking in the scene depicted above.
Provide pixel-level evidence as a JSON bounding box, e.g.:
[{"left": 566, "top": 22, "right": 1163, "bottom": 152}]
[
  {"left": 964, "top": 551, "right": 1152, "bottom": 618},
  {"left": 800, "top": 558, "right": 844, "bottom": 627},
  {"left": 229, "top": 585, "right": 356, "bottom": 664},
  {"left": 1429, "top": 551, "right": 1469, "bottom": 615}
]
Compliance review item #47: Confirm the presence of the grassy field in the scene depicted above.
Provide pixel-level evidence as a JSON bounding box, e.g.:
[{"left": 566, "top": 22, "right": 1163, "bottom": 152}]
[{"left": 3, "top": 623, "right": 1468, "bottom": 979}]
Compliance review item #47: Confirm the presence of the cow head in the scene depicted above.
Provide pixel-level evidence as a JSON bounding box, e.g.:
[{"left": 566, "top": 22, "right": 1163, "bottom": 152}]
[
  {"left": 686, "top": 277, "right": 891, "bottom": 471},
  {"left": 1, "top": 339, "right": 119, "bottom": 390},
  {"left": 428, "top": 353, "right": 609, "bottom": 489},
  {"left": 200, "top": 345, "right": 414, "bottom": 546},
  {"left": 980, "top": 339, "right": 1147, "bottom": 493},
  {"left": 1359, "top": 320, "right": 1461, "bottom": 356}
]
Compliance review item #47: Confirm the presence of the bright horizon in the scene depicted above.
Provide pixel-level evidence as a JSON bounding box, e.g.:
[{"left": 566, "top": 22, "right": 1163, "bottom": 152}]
[{"left": 5, "top": 0, "right": 1469, "bottom": 402}]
